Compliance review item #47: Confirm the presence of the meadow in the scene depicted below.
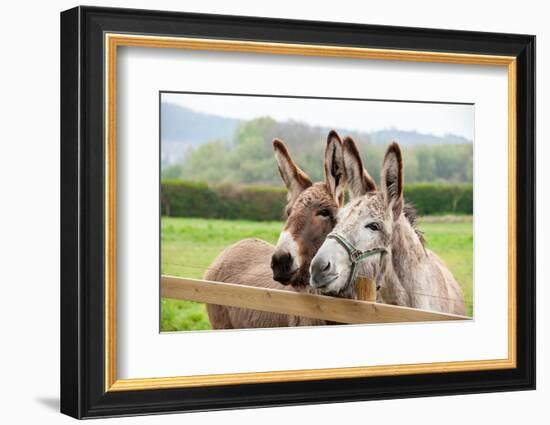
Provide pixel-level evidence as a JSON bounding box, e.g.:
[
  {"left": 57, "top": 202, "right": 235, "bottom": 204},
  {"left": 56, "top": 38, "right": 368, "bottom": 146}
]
[{"left": 161, "top": 216, "right": 473, "bottom": 331}]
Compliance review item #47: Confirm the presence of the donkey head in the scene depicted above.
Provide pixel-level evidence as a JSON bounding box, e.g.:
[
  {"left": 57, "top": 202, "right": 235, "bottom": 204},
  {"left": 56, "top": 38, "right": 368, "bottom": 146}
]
[
  {"left": 309, "top": 138, "right": 403, "bottom": 296},
  {"left": 271, "top": 130, "right": 347, "bottom": 287}
]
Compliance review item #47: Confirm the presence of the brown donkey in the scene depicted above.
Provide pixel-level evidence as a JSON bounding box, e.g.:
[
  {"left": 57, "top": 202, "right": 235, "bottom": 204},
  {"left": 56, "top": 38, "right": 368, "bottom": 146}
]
[
  {"left": 205, "top": 131, "right": 347, "bottom": 329},
  {"left": 310, "top": 138, "right": 466, "bottom": 315}
]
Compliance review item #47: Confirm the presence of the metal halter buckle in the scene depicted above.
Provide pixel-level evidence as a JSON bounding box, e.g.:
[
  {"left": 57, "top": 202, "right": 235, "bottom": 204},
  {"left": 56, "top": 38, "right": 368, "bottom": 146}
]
[
  {"left": 349, "top": 249, "right": 363, "bottom": 263},
  {"left": 326, "top": 232, "right": 387, "bottom": 291}
]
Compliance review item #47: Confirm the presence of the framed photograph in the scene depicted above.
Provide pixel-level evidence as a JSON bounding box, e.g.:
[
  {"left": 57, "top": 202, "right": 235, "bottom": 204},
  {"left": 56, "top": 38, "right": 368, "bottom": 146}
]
[{"left": 60, "top": 6, "right": 535, "bottom": 419}]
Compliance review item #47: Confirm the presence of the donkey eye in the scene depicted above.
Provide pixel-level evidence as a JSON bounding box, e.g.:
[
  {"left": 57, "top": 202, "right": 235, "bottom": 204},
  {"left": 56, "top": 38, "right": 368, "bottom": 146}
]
[
  {"left": 365, "top": 222, "right": 380, "bottom": 231},
  {"left": 317, "top": 209, "right": 331, "bottom": 217}
]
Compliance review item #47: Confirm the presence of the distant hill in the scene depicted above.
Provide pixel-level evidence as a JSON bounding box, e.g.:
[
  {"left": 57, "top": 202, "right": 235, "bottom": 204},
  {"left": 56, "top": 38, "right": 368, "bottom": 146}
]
[
  {"left": 161, "top": 103, "right": 240, "bottom": 166},
  {"left": 368, "top": 129, "right": 471, "bottom": 146},
  {"left": 160, "top": 102, "right": 472, "bottom": 167},
  {"left": 161, "top": 102, "right": 239, "bottom": 144}
]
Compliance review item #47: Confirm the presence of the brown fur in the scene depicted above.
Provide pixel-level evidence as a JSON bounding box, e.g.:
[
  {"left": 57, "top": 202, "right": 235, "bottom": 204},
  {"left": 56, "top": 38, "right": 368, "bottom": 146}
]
[
  {"left": 279, "top": 183, "right": 339, "bottom": 287},
  {"left": 205, "top": 238, "right": 325, "bottom": 328},
  {"left": 273, "top": 138, "right": 312, "bottom": 204},
  {"left": 206, "top": 131, "right": 346, "bottom": 329}
]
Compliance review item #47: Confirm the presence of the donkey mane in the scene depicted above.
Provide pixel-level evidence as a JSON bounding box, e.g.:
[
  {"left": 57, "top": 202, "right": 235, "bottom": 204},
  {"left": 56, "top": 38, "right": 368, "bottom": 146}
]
[
  {"left": 310, "top": 138, "right": 466, "bottom": 315},
  {"left": 402, "top": 202, "right": 426, "bottom": 248}
]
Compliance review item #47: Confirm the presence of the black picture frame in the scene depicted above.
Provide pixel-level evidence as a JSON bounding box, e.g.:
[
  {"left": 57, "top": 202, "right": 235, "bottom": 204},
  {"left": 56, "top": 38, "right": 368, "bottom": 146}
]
[{"left": 60, "top": 5, "right": 535, "bottom": 419}]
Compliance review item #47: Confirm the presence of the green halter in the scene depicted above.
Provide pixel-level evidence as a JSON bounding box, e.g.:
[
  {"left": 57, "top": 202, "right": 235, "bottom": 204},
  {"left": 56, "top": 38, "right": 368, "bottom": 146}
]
[{"left": 326, "top": 232, "right": 387, "bottom": 291}]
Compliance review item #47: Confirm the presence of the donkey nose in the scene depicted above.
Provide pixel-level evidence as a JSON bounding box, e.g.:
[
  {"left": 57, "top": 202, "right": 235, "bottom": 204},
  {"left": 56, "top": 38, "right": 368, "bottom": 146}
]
[
  {"left": 271, "top": 251, "right": 295, "bottom": 284},
  {"left": 310, "top": 257, "right": 336, "bottom": 287}
]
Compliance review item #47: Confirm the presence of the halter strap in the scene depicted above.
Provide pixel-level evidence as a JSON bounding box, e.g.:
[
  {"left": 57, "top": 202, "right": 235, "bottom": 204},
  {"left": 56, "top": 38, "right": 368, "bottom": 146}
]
[{"left": 326, "top": 232, "right": 386, "bottom": 291}]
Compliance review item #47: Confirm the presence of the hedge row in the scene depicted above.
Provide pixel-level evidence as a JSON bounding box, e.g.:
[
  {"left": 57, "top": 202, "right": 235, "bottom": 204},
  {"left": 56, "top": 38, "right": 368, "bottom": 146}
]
[
  {"left": 161, "top": 180, "right": 288, "bottom": 221},
  {"left": 161, "top": 180, "right": 472, "bottom": 220},
  {"left": 405, "top": 183, "right": 473, "bottom": 215}
]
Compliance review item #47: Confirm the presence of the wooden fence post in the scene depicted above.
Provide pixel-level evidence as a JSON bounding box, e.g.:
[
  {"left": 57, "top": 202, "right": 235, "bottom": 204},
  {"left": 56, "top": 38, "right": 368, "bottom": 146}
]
[
  {"left": 160, "top": 275, "right": 470, "bottom": 324},
  {"left": 356, "top": 276, "right": 376, "bottom": 301}
]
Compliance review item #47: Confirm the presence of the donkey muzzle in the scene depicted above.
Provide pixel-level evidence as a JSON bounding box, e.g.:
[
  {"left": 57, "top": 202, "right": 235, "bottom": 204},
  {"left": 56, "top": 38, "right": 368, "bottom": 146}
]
[
  {"left": 310, "top": 255, "right": 338, "bottom": 288},
  {"left": 271, "top": 250, "right": 297, "bottom": 284}
]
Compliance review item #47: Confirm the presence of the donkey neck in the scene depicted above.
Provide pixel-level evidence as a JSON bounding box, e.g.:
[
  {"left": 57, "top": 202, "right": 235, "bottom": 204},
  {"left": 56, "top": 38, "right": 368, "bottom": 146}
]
[{"left": 388, "top": 214, "right": 427, "bottom": 291}]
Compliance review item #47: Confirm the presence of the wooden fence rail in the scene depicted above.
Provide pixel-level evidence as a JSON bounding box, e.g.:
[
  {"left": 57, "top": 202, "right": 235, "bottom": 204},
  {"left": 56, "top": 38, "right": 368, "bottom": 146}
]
[{"left": 161, "top": 275, "right": 470, "bottom": 324}]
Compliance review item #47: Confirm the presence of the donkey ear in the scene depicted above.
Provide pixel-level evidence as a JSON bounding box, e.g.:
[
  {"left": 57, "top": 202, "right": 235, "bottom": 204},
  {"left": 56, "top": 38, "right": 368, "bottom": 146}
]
[
  {"left": 342, "top": 136, "right": 377, "bottom": 199},
  {"left": 273, "top": 138, "right": 312, "bottom": 205},
  {"left": 324, "top": 130, "right": 347, "bottom": 207},
  {"left": 381, "top": 142, "right": 404, "bottom": 220}
]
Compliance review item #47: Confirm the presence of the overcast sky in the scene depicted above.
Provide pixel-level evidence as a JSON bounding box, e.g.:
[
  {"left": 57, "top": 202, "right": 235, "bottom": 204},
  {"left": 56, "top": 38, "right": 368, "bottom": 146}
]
[{"left": 162, "top": 92, "right": 474, "bottom": 141}]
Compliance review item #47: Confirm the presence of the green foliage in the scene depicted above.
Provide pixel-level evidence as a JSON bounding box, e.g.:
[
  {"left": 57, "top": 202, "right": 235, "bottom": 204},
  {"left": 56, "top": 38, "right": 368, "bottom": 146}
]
[
  {"left": 162, "top": 117, "right": 474, "bottom": 185},
  {"left": 161, "top": 180, "right": 287, "bottom": 221},
  {"left": 161, "top": 180, "right": 473, "bottom": 220},
  {"left": 162, "top": 164, "right": 185, "bottom": 180},
  {"left": 161, "top": 180, "right": 220, "bottom": 219},
  {"left": 172, "top": 118, "right": 281, "bottom": 184},
  {"left": 405, "top": 183, "right": 473, "bottom": 215},
  {"left": 160, "top": 216, "right": 473, "bottom": 331}
]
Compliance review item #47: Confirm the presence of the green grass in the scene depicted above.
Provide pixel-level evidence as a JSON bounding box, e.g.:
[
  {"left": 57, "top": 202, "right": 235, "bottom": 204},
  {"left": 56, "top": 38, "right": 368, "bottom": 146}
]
[
  {"left": 161, "top": 216, "right": 473, "bottom": 331},
  {"left": 160, "top": 218, "right": 282, "bottom": 332}
]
